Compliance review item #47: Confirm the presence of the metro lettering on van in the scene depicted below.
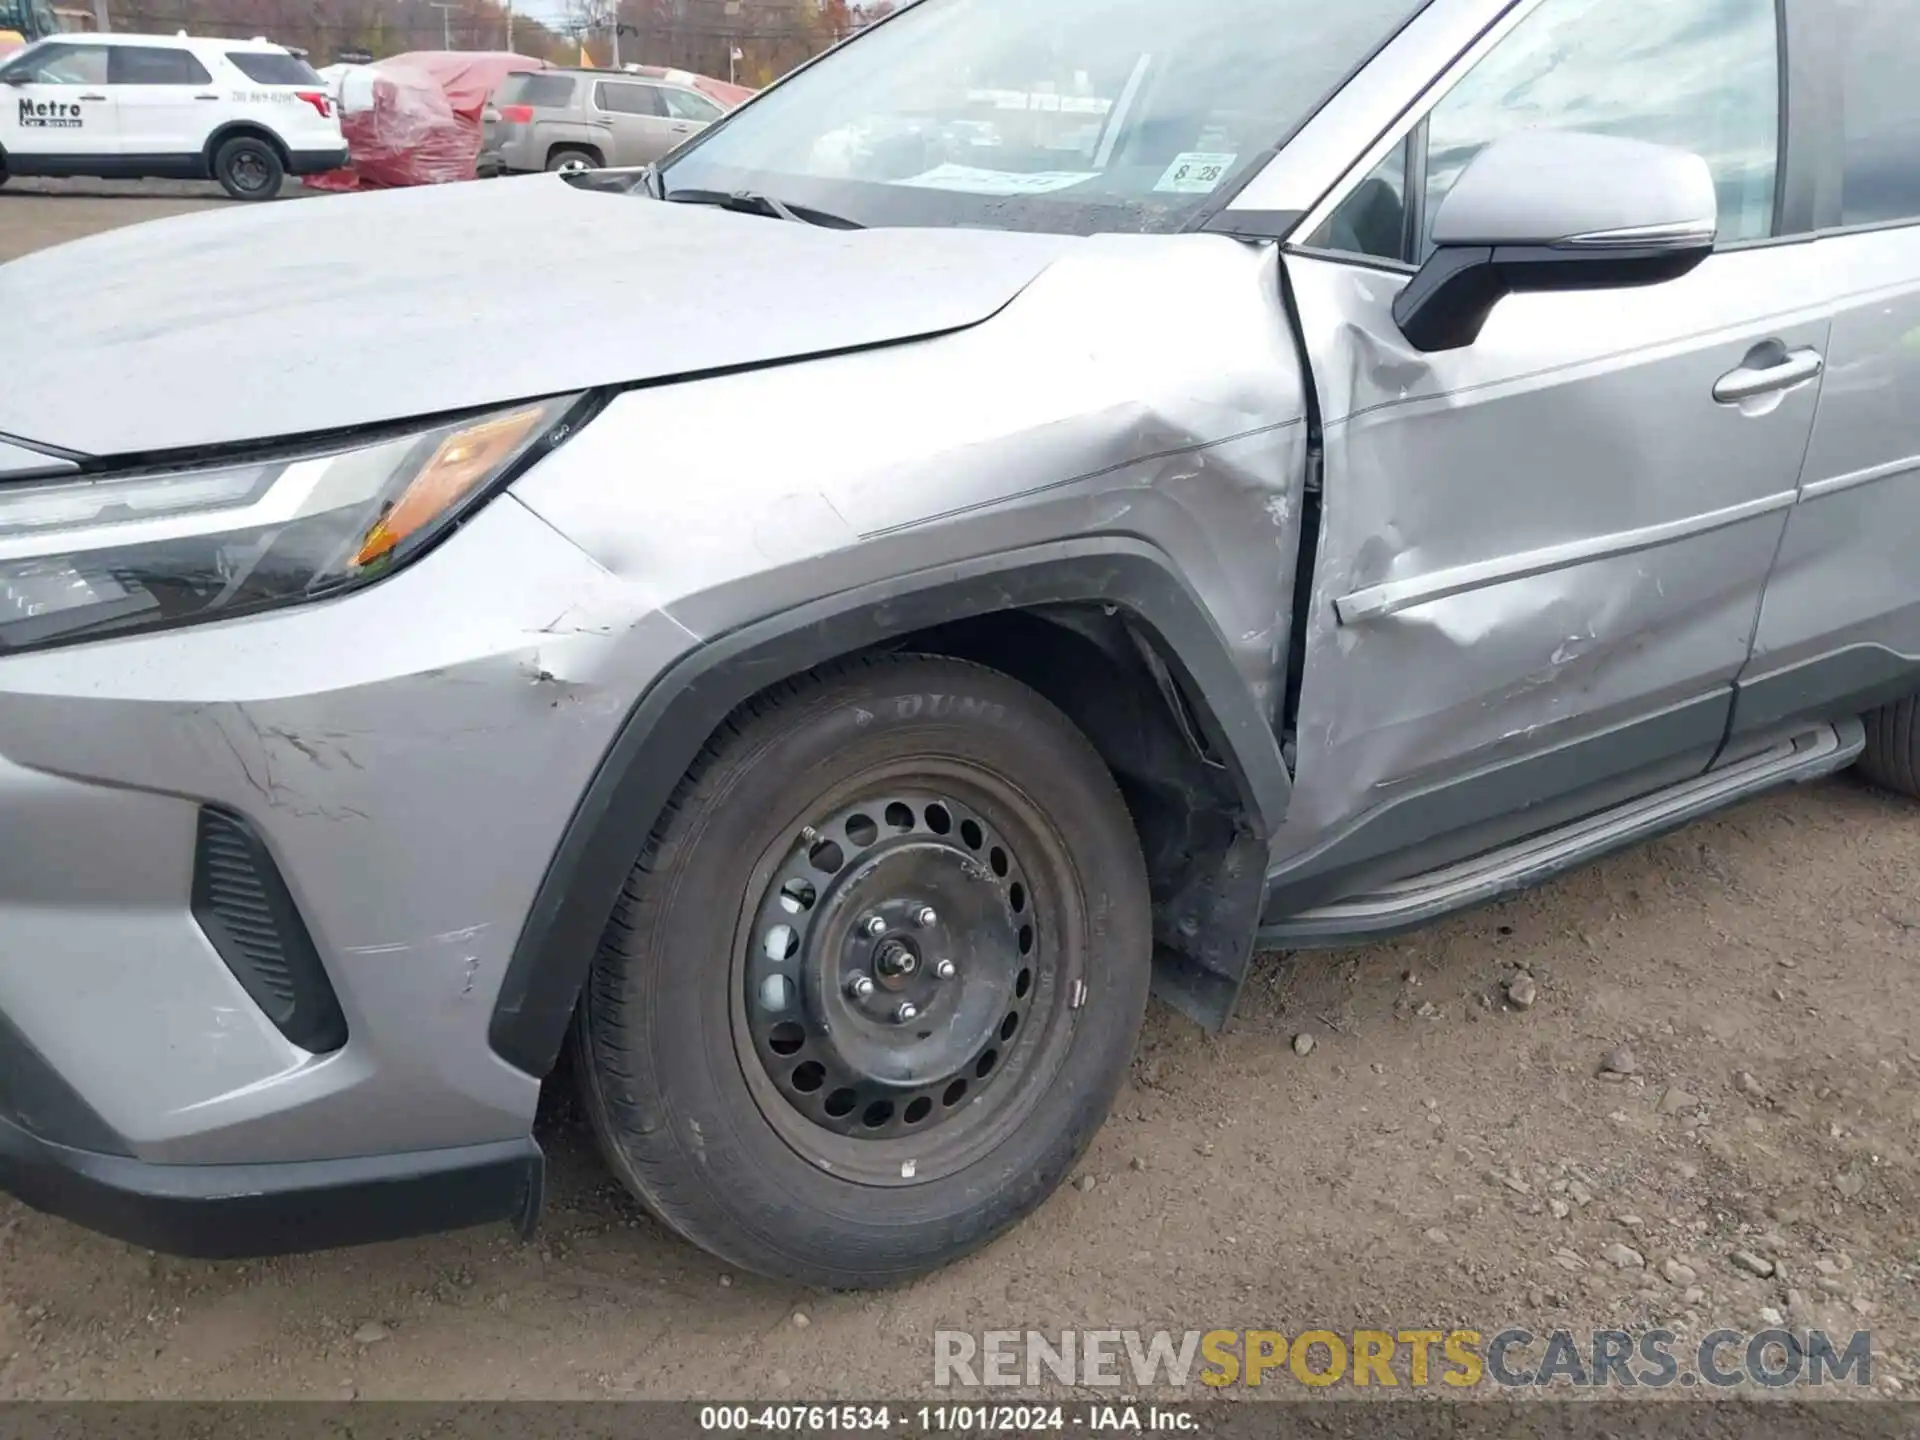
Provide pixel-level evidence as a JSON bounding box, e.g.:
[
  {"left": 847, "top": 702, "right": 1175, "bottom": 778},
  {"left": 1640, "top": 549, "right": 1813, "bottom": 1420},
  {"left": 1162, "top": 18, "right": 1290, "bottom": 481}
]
[{"left": 17, "top": 96, "right": 84, "bottom": 128}]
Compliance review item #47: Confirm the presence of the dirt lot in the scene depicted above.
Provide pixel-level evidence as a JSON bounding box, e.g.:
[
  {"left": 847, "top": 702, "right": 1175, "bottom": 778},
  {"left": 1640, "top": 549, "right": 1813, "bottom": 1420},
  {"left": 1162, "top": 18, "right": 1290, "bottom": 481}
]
[
  {"left": 0, "top": 180, "right": 236, "bottom": 263},
  {"left": 0, "top": 186, "right": 1915, "bottom": 1405}
]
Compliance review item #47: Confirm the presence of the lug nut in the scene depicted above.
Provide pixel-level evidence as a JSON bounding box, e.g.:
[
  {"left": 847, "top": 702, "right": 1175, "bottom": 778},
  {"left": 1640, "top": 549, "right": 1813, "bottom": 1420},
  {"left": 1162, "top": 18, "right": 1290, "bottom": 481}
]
[
  {"left": 913, "top": 905, "right": 938, "bottom": 928},
  {"left": 846, "top": 974, "right": 875, "bottom": 1000},
  {"left": 933, "top": 959, "right": 956, "bottom": 980},
  {"left": 862, "top": 915, "right": 887, "bottom": 939},
  {"left": 894, "top": 1001, "right": 919, "bottom": 1023}
]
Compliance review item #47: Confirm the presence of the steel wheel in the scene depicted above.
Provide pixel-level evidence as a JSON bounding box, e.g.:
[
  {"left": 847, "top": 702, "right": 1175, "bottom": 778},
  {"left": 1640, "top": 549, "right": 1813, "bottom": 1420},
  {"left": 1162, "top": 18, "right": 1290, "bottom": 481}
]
[
  {"left": 574, "top": 656, "right": 1151, "bottom": 1286},
  {"left": 735, "top": 771, "right": 1070, "bottom": 1185},
  {"left": 231, "top": 152, "right": 271, "bottom": 193}
]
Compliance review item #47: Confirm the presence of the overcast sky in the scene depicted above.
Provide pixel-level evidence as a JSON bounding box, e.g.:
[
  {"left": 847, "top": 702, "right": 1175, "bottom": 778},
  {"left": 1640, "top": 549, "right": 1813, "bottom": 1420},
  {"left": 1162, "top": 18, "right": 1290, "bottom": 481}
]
[{"left": 513, "top": 0, "right": 573, "bottom": 26}]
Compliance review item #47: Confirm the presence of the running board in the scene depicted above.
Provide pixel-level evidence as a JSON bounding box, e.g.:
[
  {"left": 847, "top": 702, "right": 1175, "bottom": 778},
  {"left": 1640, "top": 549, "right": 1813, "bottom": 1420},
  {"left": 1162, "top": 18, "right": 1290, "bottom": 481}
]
[{"left": 1260, "top": 718, "right": 1864, "bottom": 949}]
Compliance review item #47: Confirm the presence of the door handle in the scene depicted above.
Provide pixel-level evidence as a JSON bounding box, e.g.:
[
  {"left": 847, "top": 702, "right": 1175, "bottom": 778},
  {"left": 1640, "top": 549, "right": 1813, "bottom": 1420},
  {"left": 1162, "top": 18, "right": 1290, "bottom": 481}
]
[
  {"left": 195, "top": 93, "right": 219, "bottom": 100},
  {"left": 1713, "top": 347, "right": 1824, "bottom": 404},
  {"left": 78, "top": 92, "right": 106, "bottom": 101}
]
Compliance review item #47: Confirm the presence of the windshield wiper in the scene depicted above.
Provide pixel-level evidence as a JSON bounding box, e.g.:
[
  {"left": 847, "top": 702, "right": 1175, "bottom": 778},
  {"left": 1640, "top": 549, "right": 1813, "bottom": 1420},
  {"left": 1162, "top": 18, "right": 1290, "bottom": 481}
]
[{"left": 662, "top": 187, "right": 864, "bottom": 230}]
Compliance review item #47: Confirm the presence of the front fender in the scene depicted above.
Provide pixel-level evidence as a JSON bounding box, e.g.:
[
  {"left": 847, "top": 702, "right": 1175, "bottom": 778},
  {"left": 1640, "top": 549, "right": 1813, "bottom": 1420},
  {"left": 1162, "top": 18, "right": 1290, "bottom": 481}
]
[{"left": 486, "top": 539, "right": 1293, "bottom": 1077}]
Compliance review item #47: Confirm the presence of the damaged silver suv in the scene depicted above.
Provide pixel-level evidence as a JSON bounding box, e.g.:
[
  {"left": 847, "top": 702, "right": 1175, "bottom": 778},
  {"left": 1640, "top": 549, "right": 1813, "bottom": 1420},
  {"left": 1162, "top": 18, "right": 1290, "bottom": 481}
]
[{"left": 0, "top": 0, "right": 1915, "bottom": 1287}]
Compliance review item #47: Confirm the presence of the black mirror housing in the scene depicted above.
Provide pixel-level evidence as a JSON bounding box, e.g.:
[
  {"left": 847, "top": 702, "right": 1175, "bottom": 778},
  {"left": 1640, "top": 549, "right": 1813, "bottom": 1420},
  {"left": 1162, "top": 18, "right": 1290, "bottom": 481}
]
[
  {"left": 1392, "top": 131, "right": 1719, "bottom": 353},
  {"left": 1393, "top": 239, "right": 1713, "bottom": 352}
]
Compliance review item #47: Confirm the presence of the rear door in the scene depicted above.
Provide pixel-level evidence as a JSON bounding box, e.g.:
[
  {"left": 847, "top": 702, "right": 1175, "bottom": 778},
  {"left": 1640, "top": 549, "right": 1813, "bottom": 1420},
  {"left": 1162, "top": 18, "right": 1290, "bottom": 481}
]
[
  {"left": 1267, "top": 0, "right": 1831, "bottom": 895},
  {"left": 1736, "top": 0, "right": 1920, "bottom": 737},
  {"left": 107, "top": 43, "right": 214, "bottom": 159},
  {"left": 594, "top": 79, "right": 678, "bottom": 165},
  {"left": 0, "top": 41, "right": 115, "bottom": 162}
]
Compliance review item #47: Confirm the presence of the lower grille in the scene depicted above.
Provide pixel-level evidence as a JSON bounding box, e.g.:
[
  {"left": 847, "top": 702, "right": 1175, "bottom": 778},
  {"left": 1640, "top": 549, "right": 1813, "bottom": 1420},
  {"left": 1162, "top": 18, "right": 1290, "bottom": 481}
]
[{"left": 192, "top": 807, "right": 348, "bottom": 1054}]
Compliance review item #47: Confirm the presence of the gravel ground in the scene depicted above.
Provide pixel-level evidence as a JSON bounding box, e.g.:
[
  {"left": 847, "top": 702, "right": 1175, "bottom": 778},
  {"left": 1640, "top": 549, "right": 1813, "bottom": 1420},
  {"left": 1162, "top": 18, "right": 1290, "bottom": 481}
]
[{"left": 0, "top": 183, "right": 1915, "bottom": 1405}]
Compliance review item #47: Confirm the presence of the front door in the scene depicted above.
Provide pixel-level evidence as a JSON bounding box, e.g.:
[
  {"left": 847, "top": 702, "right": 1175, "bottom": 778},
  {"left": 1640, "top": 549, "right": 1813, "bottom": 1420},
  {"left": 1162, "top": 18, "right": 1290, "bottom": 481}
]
[
  {"left": 1267, "top": 0, "right": 1829, "bottom": 901},
  {"left": 107, "top": 43, "right": 216, "bottom": 161},
  {"left": 0, "top": 41, "right": 117, "bottom": 165},
  {"left": 593, "top": 79, "right": 679, "bottom": 166}
]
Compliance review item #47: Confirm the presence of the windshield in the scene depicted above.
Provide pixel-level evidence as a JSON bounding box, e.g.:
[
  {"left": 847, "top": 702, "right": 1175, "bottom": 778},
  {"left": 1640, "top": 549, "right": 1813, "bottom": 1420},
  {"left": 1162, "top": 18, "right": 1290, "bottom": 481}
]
[{"left": 659, "top": 0, "right": 1427, "bottom": 235}]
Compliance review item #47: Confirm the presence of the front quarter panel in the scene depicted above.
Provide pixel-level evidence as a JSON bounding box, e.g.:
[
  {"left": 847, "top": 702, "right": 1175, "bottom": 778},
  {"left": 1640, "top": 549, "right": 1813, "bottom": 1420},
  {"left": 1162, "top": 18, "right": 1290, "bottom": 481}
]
[{"left": 512, "top": 233, "right": 1312, "bottom": 731}]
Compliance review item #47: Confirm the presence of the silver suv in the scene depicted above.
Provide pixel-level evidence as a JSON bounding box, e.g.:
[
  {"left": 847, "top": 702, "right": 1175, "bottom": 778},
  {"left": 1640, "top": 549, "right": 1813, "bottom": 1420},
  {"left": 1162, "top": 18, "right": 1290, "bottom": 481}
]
[
  {"left": 479, "top": 66, "right": 726, "bottom": 174},
  {"left": 0, "top": 0, "right": 1916, "bottom": 1290}
]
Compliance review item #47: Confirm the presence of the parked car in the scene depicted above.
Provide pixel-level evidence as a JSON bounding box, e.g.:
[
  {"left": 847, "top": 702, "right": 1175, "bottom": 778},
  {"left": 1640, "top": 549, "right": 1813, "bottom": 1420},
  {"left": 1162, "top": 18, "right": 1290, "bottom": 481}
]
[
  {"left": 0, "top": 0, "right": 1915, "bottom": 1289},
  {"left": 478, "top": 65, "right": 733, "bottom": 174},
  {"left": 0, "top": 32, "right": 345, "bottom": 198}
]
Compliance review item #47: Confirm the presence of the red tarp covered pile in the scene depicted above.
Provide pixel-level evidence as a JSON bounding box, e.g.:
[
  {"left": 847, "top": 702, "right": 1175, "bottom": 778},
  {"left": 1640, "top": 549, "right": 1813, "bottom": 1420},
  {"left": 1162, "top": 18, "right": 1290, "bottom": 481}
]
[{"left": 310, "top": 50, "right": 546, "bottom": 192}]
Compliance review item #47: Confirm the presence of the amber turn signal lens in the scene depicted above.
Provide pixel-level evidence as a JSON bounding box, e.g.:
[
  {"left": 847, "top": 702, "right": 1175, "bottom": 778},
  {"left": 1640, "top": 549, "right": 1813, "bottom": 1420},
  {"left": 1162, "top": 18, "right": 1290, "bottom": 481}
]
[{"left": 353, "top": 405, "right": 549, "bottom": 567}]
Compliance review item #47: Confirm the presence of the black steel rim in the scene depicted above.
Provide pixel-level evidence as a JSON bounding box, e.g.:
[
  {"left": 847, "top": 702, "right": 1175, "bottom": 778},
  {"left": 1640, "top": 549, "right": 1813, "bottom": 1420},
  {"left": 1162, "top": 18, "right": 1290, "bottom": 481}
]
[
  {"left": 732, "top": 764, "right": 1076, "bottom": 1186},
  {"left": 231, "top": 151, "right": 270, "bottom": 192}
]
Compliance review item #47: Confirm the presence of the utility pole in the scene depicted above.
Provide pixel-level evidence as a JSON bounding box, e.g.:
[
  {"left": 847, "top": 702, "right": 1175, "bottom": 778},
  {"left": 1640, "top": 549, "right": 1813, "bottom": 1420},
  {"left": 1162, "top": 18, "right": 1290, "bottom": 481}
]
[
  {"left": 90, "top": 0, "right": 108, "bottom": 31},
  {"left": 504, "top": 0, "right": 513, "bottom": 51},
  {"left": 609, "top": 10, "right": 621, "bottom": 68},
  {"left": 430, "top": 0, "right": 458, "bottom": 48}
]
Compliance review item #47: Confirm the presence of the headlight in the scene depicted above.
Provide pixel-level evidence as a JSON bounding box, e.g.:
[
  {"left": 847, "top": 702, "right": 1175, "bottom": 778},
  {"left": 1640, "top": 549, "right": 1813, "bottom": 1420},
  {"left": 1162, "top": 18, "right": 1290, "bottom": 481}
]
[{"left": 0, "top": 395, "right": 582, "bottom": 656}]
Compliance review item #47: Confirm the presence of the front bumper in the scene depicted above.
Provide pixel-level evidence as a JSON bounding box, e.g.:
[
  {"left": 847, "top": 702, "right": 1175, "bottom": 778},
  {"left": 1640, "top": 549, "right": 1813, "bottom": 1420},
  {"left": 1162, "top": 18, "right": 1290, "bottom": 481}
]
[
  {"left": 0, "top": 1114, "right": 542, "bottom": 1259},
  {"left": 0, "top": 493, "right": 697, "bottom": 1198}
]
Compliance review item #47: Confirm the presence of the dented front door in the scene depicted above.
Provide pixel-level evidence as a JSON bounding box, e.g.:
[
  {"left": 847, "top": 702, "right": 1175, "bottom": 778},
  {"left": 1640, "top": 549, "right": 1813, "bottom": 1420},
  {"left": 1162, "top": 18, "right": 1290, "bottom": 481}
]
[{"left": 1270, "top": 244, "right": 1832, "bottom": 885}]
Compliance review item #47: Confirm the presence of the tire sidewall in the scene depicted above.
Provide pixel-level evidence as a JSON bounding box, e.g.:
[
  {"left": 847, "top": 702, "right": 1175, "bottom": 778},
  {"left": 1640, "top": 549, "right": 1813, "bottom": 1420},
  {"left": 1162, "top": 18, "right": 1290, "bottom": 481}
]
[{"left": 579, "top": 662, "right": 1151, "bottom": 1284}]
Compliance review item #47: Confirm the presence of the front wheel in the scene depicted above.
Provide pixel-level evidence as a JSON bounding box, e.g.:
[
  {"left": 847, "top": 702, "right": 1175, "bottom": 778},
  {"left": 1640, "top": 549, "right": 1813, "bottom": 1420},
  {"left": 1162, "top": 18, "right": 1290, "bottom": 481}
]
[
  {"left": 213, "top": 136, "right": 284, "bottom": 201},
  {"left": 573, "top": 656, "right": 1152, "bottom": 1288}
]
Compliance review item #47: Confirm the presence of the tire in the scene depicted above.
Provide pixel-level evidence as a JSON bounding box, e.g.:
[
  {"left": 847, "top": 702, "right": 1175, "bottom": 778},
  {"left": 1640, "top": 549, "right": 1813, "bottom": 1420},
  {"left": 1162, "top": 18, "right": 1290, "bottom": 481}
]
[
  {"left": 212, "top": 136, "right": 284, "bottom": 201},
  {"left": 572, "top": 655, "right": 1152, "bottom": 1288},
  {"left": 1860, "top": 697, "right": 1920, "bottom": 798},
  {"left": 546, "top": 147, "right": 600, "bottom": 173}
]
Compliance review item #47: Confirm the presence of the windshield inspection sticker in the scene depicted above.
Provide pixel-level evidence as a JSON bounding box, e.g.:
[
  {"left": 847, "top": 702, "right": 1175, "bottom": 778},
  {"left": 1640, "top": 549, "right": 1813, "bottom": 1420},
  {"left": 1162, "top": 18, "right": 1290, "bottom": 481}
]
[
  {"left": 1155, "top": 152, "right": 1237, "bottom": 194},
  {"left": 900, "top": 163, "right": 1099, "bottom": 196}
]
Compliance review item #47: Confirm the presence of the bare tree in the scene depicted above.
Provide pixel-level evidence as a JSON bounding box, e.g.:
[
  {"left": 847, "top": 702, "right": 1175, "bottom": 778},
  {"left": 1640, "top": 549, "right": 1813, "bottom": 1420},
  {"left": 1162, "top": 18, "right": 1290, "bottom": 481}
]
[{"left": 565, "top": 0, "right": 619, "bottom": 62}]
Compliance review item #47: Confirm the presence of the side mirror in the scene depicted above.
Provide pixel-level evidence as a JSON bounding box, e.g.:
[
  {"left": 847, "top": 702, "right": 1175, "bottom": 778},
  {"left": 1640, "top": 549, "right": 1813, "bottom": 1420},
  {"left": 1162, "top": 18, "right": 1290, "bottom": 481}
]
[
  {"left": 1393, "top": 130, "right": 1718, "bottom": 353},
  {"left": 2, "top": 72, "right": 29, "bottom": 86}
]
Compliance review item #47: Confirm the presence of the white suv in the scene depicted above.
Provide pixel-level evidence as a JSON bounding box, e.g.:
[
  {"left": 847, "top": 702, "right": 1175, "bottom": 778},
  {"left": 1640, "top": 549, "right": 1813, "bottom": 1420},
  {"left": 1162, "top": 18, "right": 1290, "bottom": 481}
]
[{"left": 0, "top": 33, "right": 345, "bottom": 200}]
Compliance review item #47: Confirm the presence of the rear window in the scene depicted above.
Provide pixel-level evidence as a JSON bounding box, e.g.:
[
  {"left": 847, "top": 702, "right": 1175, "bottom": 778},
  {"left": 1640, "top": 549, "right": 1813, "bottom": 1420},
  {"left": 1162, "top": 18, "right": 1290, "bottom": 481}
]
[
  {"left": 225, "top": 50, "right": 322, "bottom": 85},
  {"left": 495, "top": 72, "right": 576, "bottom": 108}
]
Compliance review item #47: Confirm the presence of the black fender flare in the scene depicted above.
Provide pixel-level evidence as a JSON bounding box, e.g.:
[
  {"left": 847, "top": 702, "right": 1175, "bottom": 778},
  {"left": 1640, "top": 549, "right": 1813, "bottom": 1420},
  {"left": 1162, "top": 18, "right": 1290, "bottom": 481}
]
[{"left": 487, "top": 537, "right": 1292, "bottom": 1076}]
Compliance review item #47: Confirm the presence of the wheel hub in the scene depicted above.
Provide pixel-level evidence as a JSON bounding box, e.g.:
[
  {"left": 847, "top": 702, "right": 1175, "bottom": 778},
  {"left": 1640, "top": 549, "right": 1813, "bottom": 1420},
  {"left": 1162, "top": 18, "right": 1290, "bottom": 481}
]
[{"left": 741, "top": 791, "right": 1041, "bottom": 1142}]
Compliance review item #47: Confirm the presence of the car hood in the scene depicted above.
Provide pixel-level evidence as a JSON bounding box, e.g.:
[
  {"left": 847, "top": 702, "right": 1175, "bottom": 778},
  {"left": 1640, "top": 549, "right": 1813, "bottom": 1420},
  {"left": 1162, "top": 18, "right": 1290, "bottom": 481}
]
[{"left": 0, "top": 174, "right": 1080, "bottom": 459}]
